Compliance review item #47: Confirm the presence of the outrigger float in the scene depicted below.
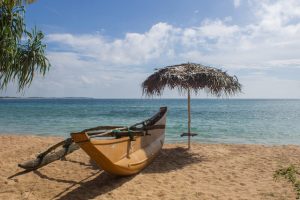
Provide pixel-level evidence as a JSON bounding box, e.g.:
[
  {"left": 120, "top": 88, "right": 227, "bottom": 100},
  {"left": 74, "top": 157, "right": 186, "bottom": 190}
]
[{"left": 19, "top": 107, "right": 167, "bottom": 176}]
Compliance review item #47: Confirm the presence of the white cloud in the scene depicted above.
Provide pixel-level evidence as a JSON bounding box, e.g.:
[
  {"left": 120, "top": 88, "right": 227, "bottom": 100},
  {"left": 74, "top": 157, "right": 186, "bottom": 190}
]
[
  {"left": 47, "top": 23, "right": 178, "bottom": 66},
  {"left": 253, "top": 0, "right": 300, "bottom": 29},
  {"left": 199, "top": 19, "right": 239, "bottom": 39},
  {"left": 1, "top": 52, "right": 149, "bottom": 98},
  {"left": 47, "top": 0, "right": 300, "bottom": 70},
  {"left": 3, "top": 0, "right": 300, "bottom": 98},
  {"left": 233, "top": 0, "right": 241, "bottom": 8}
]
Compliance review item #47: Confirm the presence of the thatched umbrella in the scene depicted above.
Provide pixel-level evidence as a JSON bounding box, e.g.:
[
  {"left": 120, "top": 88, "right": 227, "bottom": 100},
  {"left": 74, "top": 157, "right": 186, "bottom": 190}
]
[{"left": 142, "top": 63, "right": 242, "bottom": 149}]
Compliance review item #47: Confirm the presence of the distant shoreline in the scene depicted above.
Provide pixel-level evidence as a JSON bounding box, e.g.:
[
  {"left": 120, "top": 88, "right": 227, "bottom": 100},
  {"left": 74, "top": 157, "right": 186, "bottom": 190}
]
[
  {"left": 1, "top": 97, "right": 300, "bottom": 100},
  {"left": 0, "top": 96, "right": 94, "bottom": 99}
]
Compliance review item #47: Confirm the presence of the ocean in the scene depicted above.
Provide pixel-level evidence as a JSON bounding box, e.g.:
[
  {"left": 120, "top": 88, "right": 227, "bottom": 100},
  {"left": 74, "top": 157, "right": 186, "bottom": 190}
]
[{"left": 0, "top": 98, "right": 299, "bottom": 145}]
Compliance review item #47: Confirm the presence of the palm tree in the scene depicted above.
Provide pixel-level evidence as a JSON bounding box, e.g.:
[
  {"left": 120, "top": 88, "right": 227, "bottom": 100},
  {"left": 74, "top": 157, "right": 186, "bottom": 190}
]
[{"left": 0, "top": 0, "right": 50, "bottom": 91}]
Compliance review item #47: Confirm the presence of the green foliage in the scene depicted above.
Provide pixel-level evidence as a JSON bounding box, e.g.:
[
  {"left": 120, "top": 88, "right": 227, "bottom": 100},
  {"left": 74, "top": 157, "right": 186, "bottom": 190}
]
[
  {"left": 274, "top": 165, "right": 300, "bottom": 199},
  {"left": 0, "top": 0, "right": 36, "bottom": 6},
  {"left": 0, "top": 0, "right": 50, "bottom": 91}
]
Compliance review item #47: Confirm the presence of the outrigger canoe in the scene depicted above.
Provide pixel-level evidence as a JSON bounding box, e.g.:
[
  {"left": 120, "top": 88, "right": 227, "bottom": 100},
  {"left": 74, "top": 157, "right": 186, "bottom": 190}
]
[{"left": 19, "top": 107, "right": 167, "bottom": 176}]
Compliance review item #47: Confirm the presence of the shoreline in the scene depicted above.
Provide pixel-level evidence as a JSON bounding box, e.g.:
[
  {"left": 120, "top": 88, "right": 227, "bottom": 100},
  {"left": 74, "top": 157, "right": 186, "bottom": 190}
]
[
  {"left": 1, "top": 133, "right": 299, "bottom": 147},
  {"left": 0, "top": 135, "right": 299, "bottom": 199}
]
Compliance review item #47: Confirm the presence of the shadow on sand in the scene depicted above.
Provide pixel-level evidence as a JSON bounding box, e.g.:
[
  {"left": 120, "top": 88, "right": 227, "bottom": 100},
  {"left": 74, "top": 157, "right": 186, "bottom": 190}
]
[
  {"left": 8, "top": 158, "right": 98, "bottom": 179},
  {"left": 54, "top": 147, "right": 205, "bottom": 199},
  {"left": 143, "top": 146, "right": 206, "bottom": 174},
  {"left": 55, "top": 171, "right": 135, "bottom": 200},
  {"left": 10, "top": 147, "right": 205, "bottom": 199},
  {"left": 62, "top": 158, "right": 99, "bottom": 170}
]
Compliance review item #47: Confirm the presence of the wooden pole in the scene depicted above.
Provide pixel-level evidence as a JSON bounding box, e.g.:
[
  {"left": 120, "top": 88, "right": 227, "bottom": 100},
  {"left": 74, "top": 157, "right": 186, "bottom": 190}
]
[
  {"left": 188, "top": 88, "right": 191, "bottom": 149},
  {"left": 18, "top": 142, "right": 80, "bottom": 171}
]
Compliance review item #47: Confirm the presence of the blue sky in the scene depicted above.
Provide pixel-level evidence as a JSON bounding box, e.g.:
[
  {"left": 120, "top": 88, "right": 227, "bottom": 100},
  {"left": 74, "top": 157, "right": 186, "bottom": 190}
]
[
  {"left": 2, "top": 0, "right": 300, "bottom": 98},
  {"left": 26, "top": 0, "right": 244, "bottom": 35}
]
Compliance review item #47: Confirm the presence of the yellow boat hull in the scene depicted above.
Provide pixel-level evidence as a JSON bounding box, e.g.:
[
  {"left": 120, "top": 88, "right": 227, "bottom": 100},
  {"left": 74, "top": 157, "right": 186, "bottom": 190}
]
[{"left": 71, "top": 107, "right": 167, "bottom": 176}]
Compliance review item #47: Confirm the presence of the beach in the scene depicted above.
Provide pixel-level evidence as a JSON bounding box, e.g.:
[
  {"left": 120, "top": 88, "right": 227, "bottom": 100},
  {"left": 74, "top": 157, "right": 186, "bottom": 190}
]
[
  {"left": 1, "top": 135, "right": 299, "bottom": 200},
  {"left": 2, "top": 0, "right": 300, "bottom": 199}
]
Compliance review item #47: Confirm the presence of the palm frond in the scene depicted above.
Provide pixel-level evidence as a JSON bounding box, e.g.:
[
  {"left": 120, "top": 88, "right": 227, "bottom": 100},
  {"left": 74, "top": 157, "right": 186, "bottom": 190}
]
[{"left": 142, "top": 63, "right": 242, "bottom": 97}]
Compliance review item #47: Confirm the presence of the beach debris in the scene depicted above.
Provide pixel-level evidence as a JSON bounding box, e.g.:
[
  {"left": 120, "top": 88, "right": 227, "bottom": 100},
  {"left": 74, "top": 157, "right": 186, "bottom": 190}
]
[{"left": 274, "top": 165, "right": 300, "bottom": 199}]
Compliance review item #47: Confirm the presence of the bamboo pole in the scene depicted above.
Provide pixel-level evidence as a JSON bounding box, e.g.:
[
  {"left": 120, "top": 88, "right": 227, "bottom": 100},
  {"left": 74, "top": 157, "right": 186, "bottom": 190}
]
[{"left": 188, "top": 88, "right": 191, "bottom": 149}]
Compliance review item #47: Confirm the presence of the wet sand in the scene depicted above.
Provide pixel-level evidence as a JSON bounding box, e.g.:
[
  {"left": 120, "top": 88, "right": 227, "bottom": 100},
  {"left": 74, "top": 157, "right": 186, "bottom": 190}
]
[{"left": 0, "top": 135, "right": 299, "bottom": 200}]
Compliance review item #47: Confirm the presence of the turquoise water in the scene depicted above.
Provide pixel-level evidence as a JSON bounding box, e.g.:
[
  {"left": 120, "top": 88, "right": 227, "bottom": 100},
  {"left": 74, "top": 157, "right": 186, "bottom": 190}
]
[{"left": 0, "top": 98, "right": 299, "bottom": 145}]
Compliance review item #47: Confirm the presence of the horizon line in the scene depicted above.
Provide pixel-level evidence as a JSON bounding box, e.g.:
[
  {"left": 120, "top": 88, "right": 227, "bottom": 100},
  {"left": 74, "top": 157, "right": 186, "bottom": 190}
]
[{"left": 1, "top": 96, "right": 300, "bottom": 100}]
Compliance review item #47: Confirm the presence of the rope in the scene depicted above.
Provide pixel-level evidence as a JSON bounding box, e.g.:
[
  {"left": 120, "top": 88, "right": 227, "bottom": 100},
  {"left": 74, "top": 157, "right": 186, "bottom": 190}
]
[
  {"left": 143, "top": 122, "right": 148, "bottom": 136},
  {"left": 127, "top": 127, "right": 135, "bottom": 141},
  {"left": 112, "top": 129, "right": 122, "bottom": 139},
  {"left": 61, "top": 138, "right": 73, "bottom": 158}
]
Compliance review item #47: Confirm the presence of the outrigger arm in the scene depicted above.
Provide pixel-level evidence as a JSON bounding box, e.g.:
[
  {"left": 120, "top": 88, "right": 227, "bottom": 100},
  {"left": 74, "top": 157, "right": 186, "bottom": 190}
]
[{"left": 18, "top": 125, "right": 157, "bottom": 171}]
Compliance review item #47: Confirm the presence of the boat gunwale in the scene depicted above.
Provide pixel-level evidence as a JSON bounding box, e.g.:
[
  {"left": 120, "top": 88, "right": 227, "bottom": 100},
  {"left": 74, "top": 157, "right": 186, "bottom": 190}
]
[
  {"left": 71, "top": 106, "right": 167, "bottom": 140},
  {"left": 90, "top": 136, "right": 130, "bottom": 145}
]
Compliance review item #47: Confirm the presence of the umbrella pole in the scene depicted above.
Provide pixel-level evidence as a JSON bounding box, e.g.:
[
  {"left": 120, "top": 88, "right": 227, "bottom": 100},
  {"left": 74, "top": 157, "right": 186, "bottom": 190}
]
[{"left": 188, "top": 88, "right": 191, "bottom": 149}]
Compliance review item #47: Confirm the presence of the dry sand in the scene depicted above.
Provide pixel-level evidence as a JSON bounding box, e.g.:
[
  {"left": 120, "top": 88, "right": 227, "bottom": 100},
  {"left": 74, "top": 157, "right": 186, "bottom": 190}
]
[{"left": 0, "top": 135, "right": 299, "bottom": 200}]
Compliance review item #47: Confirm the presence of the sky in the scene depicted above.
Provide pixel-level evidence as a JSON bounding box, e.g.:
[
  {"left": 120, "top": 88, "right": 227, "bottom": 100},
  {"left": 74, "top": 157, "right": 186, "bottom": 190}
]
[{"left": 2, "top": 0, "right": 300, "bottom": 98}]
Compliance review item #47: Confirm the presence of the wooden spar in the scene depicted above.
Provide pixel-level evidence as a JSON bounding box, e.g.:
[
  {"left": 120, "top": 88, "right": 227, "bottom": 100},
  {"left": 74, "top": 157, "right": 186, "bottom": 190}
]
[
  {"left": 82, "top": 126, "right": 127, "bottom": 135},
  {"left": 188, "top": 88, "right": 191, "bottom": 149},
  {"left": 18, "top": 128, "right": 148, "bottom": 171},
  {"left": 18, "top": 139, "right": 80, "bottom": 170},
  {"left": 18, "top": 128, "right": 124, "bottom": 171}
]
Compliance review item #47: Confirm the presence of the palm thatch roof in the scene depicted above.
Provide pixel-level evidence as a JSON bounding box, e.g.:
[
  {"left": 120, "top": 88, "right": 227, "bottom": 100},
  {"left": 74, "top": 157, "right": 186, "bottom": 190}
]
[{"left": 142, "top": 63, "right": 242, "bottom": 96}]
